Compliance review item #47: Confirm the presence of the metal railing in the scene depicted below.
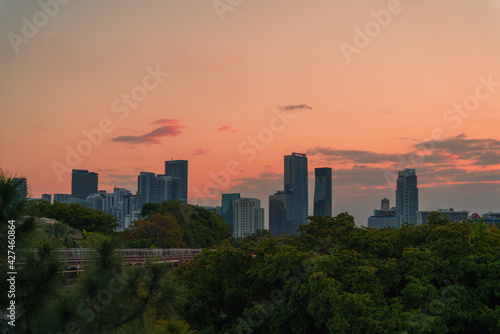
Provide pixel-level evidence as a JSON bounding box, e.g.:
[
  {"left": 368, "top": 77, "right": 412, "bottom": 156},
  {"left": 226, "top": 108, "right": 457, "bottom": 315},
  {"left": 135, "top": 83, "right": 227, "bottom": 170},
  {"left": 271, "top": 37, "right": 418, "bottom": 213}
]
[{"left": 55, "top": 248, "right": 202, "bottom": 268}]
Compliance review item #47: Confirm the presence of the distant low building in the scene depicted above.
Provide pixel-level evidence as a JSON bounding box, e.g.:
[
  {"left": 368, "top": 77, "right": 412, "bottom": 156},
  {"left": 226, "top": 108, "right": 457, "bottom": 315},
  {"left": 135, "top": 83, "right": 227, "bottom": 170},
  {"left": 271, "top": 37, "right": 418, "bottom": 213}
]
[
  {"left": 54, "top": 194, "right": 71, "bottom": 202},
  {"left": 482, "top": 212, "right": 500, "bottom": 226},
  {"left": 416, "top": 208, "right": 469, "bottom": 225},
  {"left": 41, "top": 194, "right": 52, "bottom": 203},
  {"left": 368, "top": 198, "right": 398, "bottom": 229}
]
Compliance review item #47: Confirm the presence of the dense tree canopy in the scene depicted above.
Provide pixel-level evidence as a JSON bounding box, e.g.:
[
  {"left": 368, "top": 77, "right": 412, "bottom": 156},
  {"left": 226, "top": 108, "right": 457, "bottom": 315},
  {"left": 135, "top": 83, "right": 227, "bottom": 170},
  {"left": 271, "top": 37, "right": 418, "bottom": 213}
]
[
  {"left": 175, "top": 212, "right": 500, "bottom": 333},
  {"left": 122, "top": 213, "right": 186, "bottom": 249},
  {"left": 26, "top": 200, "right": 119, "bottom": 233},
  {"left": 141, "top": 201, "right": 232, "bottom": 248}
]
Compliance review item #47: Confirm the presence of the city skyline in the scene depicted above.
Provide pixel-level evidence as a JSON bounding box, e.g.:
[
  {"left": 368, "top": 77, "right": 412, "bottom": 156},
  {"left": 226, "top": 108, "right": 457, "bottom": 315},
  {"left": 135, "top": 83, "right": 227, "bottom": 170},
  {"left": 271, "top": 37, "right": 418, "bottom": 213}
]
[{"left": 2, "top": 1, "right": 500, "bottom": 225}]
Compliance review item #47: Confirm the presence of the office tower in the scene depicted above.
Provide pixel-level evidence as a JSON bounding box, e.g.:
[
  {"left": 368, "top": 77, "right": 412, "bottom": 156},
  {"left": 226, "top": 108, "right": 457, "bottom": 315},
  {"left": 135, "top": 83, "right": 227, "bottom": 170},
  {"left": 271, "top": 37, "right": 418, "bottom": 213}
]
[
  {"left": 164, "top": 160, "right": 188, "bottom": 202},
  {"left": 71, "top": 169, "right": 98, "bottom": 200},
  {"left": 157, "top": 175, "right": 182, "bottom": 202},
  {"left": 395, "top": 168, "right": 419, "bottom": 226},
  {"left": 284, "top": 153, "right": 308, "bottom": 231},
  {"left": 54, "top": 193, "right": 71, "bottom": 202},
  {"left": 313, "top": 167, "right": 332, "bottom": 216},
  {"left": 269, "top": 190, "right": 293, "bottom": 236},
  {"left": 137, "top": 172, "right": 157, "bottom": 207},
  {"left": 221, "top": 193, "right": 240, "bottom": 231},
  {"left": 368, "top": 198, "right": 398, "bottom": 229},
  {"left": 41, "top": 194, "right": 52, "bottom": 203},
  {"left": 233, "top": 198, "right": 264, "bottom": 238},
  {"left": 13, "top": 178, "right": 27, "bottom": 199}
]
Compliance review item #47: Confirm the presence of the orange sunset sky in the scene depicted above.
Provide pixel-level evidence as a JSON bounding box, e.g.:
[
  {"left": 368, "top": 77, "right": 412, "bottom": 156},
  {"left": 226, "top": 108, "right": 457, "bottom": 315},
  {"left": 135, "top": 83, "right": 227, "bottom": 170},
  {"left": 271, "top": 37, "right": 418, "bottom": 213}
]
[{"left": 1, "top": 0, "right": 500, "bottom": 226}]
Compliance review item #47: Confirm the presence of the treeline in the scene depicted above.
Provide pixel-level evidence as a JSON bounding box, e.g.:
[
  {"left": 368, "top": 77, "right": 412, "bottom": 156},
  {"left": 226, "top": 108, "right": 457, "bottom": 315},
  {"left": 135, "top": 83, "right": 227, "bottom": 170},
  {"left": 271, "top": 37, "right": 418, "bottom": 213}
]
[
  {"left": 175, "top": 212, "right": 500, "bottom": 333},
  {"left": 25, "top": 200, "right": 232, "bottom": 249},
  {"left": 131, "top": 201, "right": 232, "bottom": 249}
]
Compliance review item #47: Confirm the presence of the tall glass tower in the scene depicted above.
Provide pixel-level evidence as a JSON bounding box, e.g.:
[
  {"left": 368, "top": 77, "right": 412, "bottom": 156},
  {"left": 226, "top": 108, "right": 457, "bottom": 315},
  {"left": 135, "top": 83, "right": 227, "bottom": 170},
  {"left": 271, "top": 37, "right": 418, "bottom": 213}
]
[
  {"left": 284, "top": 152, "right": 308, "bottom": 232},
  {"left": 164, "top": 160, "right": 188, "bottom": 202},
  {"left": 395, "top": 168, "right": 419, "bottom": 226},
  {"left": 313, "top": 167, "right": 332, "bottom": 216}
]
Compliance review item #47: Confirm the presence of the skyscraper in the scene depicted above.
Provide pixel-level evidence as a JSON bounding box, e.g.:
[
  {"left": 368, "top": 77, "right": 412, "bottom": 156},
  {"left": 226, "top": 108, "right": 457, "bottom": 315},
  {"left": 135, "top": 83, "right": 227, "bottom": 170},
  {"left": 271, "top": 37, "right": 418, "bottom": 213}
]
[
  {"left": 313, "top": 167, "right": 332, "bottom": 216},
  {"left": 157, "top": 175, "right": 182, "bottom": 202},
  {"left": 221, "top": 193, "right": 240, "bottom": 232},
  {"left": 269, "top": 190, "right": 293, "bottom": 236},
  {"left": 233, "top": 198, "right": 264, "bottom": 238},
  {"left": 284, "top": 152, "right": 308, "bottom": 231},
  {"left": 137, "top": 172, "right": 157, "bottom": 207},
  {"left": 71, "top": 170, "right": 98, "bottom": 200},
  {"left": 165, "top": 160, "right": 188, "bottom": 202},
  {"left": 395, "top": 168, "right": 419, "bottom": 226}
]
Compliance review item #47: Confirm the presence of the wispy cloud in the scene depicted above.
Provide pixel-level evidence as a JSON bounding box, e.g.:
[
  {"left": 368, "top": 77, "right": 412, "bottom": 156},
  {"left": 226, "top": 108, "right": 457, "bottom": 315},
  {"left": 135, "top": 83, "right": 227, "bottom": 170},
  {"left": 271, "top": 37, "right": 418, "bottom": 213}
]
[
  {"left": 192, "top": 148, "right": 209, "bottom": 156},
  {"left": 151, "top": 119, "right": 178, "bottom": 125},
  {"left": 217, "top": 125, "right": 238, "bottom": 133},
  {"left": 307, "top": 147, "right": 400, "bottom": 164},
  {"left": 278, "top": 104, "right": 313, "bottom": 111},
  {"left": 113, "top": 119, "right": 186, "bottom": 145},
  {"left": 414, "top": 134, "right": 500, "bottom": 167}
]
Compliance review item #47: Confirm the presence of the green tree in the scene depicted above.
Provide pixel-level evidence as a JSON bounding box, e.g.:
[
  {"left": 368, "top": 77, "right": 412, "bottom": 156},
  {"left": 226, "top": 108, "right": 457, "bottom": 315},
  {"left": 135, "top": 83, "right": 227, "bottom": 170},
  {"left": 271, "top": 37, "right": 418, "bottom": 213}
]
[
  {"left": 141, "top": 201, "right": 231, "bottom": 248},
  {"left": 123, "top": 213, "right": 186, "bottom": 248},
  {"left": 26, "top": 200, "right": 119, "bottom": 233}
]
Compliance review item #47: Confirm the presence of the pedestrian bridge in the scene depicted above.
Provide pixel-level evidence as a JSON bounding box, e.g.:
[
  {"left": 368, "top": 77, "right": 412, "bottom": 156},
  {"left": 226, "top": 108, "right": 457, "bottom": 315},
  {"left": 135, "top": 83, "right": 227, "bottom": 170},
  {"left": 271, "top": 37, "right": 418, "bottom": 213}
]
[{"left": 57, "top": 248, "right": 202, "bottom": 271}]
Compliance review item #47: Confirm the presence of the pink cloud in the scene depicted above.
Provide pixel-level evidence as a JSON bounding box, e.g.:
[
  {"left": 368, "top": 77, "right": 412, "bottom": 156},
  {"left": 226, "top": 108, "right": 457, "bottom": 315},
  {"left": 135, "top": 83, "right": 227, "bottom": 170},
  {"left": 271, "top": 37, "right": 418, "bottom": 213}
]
[
  {"left": 217, "top": 125, "right": 238, "bottom": 133},
  {"left": 192, "top": 148, "right": 210, "bottom": 156},
  {"left": 113, "top": 119, "right": 186, "bottom": 144}
]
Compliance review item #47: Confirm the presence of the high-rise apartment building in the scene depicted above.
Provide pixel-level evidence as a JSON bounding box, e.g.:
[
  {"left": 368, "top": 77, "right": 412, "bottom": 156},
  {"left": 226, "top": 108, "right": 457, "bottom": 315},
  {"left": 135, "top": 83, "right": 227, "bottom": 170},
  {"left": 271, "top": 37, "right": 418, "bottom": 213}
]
[
  {"left": 137, "top": 172, "right": 183, "bottom": 209},
  {"left": 157, "top": 175, "right": 182, "bottom": 202},
  {"left": 137, "top": 172, "right": 157, "bottom": 207},
  {"left": 221, "top": 193, "right": 240, "bottom": 231},
  {"left": 313, "top": 167, "right": 332, "bottom": 216},
  {"left": 269, "top": 190, "right": 293, "bottom": 236},
  {"left": 395, "top": 168, "right": 419, "bottom": 226},
  {"left": 71, "top": 169, "right": 98, "bottom": 200},
  {"left": 164, "top": 160, "right": 188, "bottom": 202},
  {"left": 233, "top": 198, "right": 264, "bottom": 238},
  {"left": 284, "top": 153, "right": 308, "bottom": 231}
]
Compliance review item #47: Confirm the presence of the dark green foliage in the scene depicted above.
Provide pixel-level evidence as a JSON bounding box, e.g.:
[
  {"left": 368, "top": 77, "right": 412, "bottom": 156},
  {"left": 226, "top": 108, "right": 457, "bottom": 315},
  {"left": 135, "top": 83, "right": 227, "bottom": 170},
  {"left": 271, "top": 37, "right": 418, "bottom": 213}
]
[
  {"left": 0, "top": 174, "right": 192, "bottom": 333},
  {"left": 176, "top": 213, "right": 500, "bottom": 333},
  {"left": 26, "top": 200, "right": 119, "bottom": 233},
  {"left": 141, "top": 201, "right": 232, "bottom": 248}
]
